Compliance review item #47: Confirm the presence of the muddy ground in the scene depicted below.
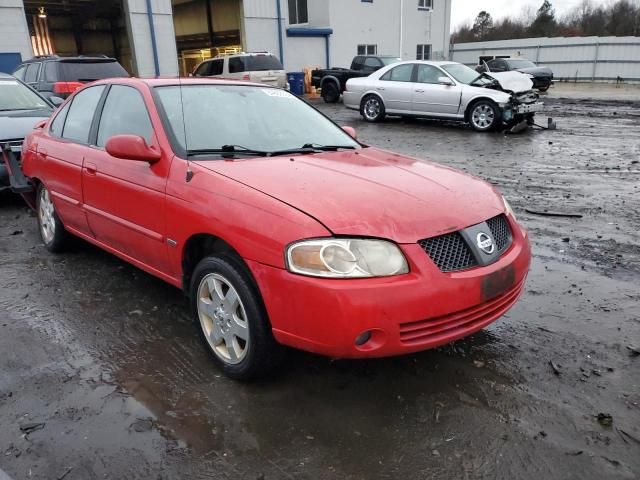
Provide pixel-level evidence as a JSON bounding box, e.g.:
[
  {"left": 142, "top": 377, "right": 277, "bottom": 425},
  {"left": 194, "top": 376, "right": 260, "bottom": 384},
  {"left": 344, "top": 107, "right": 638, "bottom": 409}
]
[{"left": 1, "top": 93, "right": 639, "bottom": 480}]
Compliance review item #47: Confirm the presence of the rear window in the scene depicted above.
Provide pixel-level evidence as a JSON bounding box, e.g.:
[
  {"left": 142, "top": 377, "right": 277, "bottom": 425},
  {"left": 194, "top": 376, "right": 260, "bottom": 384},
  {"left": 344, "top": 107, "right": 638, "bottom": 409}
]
[
  {"left": 228, "top": 55, "right": 283, "bottom": 73},
  {"left": 59, "top": 61, "right": 128, "bottom": 82}
]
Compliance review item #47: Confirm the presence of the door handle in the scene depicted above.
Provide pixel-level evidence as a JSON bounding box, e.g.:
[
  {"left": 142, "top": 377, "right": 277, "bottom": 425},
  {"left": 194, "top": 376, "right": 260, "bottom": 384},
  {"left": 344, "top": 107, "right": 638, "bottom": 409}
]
[
  {"left": 376, "top": 87, "right": 385, "bottom": 91},
  {"left": 85, "top": 162, "right": 97, "bottom": 175},
  {"left": 415, "top": 89, "right": 425, "bottom": 93}
]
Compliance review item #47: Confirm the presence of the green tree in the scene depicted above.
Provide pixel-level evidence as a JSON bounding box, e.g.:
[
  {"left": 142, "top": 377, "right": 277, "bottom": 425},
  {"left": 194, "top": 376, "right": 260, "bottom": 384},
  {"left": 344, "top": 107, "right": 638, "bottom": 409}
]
[
  {"left": 472, "top": 11, "right": 494, "bottom": 40},
  {"left": 529, "top": 0, "right": 557, "bottom": 37}
]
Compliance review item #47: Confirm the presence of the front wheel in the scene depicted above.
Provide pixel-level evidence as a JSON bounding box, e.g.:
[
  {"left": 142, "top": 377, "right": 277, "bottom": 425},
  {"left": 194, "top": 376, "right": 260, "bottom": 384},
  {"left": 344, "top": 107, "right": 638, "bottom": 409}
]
[
  {"left": 361, "top": 95, "right": 386, "bottom": 122},
  {"left": 190, "top": 255, "right": 284, "bottom": 380},
  {"left": 37, "top": 183, "right": 69, "bottom": 253},
  {"left": 538, "top": 86, "right": 549, "bottom": 92},
  {"left": 469, "top": 100, "right": 501, "bottom": 132}
]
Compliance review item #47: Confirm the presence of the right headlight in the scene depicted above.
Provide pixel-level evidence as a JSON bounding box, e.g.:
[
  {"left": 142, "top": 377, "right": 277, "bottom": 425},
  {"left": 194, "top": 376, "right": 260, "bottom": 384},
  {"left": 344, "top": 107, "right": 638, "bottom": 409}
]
[{"left": 286, "top": 238, "right": 409, "bottom": 278}]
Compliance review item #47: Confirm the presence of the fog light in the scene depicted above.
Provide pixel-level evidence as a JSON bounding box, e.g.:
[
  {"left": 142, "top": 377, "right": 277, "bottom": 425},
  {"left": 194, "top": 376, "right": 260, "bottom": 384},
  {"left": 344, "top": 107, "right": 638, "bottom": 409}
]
[{"left": 355, "top": 331, "right": 372, "bottom": 346}]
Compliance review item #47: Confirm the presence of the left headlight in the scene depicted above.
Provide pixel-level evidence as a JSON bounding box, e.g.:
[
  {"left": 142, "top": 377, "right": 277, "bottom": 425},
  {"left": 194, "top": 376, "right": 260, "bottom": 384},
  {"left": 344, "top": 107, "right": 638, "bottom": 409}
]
[{"left": 286, "top": 238, "right": 409, "bottom": 278}]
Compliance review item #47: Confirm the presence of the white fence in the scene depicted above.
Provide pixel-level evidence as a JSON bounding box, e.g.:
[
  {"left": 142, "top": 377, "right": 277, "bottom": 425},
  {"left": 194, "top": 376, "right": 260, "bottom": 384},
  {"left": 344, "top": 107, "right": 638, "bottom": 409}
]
[{"left": 451, "top": 36, "right": 640, "bottom": 83}]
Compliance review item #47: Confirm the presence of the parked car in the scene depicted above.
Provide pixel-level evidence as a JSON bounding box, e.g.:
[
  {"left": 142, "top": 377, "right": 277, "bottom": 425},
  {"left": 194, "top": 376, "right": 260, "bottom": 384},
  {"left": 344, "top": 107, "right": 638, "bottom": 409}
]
[
  {"left": 343, "top": 61, "right": 543, "bottom": 132},
  {"left": 476, "top": 58, "right": 554, "bottom": 92},
  {"left": 12, "top": 54, "right": 128, "bottom": 99},
  {"left": 312, "top": 55, "right": 401, "bottom": 103},
  {"left": 0, "top": 73, "right": 57, "bottom": 193},
  {"left": 16, "top": 77, "right": 531, "bottom": 379},
  {"left": 192, "top": 52, "right": 288, "bottom": 89}
]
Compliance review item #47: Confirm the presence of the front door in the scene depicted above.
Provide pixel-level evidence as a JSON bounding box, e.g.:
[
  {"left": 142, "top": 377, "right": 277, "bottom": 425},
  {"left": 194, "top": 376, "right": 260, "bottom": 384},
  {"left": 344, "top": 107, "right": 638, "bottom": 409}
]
[
  {"left": 377, "top": 63, "right": 416, "bottom": 112},
  {"left": 412, "top": 64, "right": 462, "bottom": 116},
  {"left": 81, "top": 84, "right": 171, "bottom": 273}
]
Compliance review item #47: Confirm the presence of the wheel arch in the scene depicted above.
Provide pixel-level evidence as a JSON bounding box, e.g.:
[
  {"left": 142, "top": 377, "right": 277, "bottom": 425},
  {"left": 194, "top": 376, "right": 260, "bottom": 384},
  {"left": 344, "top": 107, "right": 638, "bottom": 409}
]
[
  {"left": 181, "top": 233, "right": 247, "bottom": 293},
  {"left": 464, "top": 96, "right": 501, "bottom": 122},
  {"left": 320, "top": 75, "right": 340, "bottom": 90}
]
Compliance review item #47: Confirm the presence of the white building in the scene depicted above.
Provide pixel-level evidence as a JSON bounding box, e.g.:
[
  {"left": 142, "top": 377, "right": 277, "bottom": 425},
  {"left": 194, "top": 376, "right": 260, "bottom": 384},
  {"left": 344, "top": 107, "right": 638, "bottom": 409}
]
[{"left": 0, "top": 0, "right": 452, "bottom": 76}]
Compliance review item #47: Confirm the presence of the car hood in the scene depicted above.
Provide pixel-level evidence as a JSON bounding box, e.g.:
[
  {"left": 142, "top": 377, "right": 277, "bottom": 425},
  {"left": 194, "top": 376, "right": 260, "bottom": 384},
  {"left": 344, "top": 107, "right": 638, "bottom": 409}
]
[
  {"left": 0, "top": 110, "right": 52, "bottom": 141},
  {"left": 484, "top": 72, "right": 534, "bottom": 94},
  {"left": 196, "top": 148, "right": 504, "bottom": 243},
  {"left": 515, "top": 66, "right": 553, "bottom": 77}
]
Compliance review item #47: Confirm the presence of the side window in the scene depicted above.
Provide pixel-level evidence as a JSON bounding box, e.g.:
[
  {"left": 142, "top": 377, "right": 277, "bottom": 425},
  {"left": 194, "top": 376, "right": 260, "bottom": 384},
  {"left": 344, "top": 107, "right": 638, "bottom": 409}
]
[
  {"left": 352, "top": 56, "right": 364, "bottom": 70},
  {"left": 49, "top": 102, "right": 71, "bottom": 138},
  {"left": 61, "top": 85, "right": 105, "bottom": 143},
  {"left": 210, "top": 59, "right": 224, "bottom": 76},
  {"left": 229, "top": 57, "right": 245, "bottom": 73},
  {"left": 24, "top": 63, "right": 40, "bottom": 83},
  {"left": 44, "top": 62, "right": 58, "bottom": 82},
  {"left": 193, "top": 61, "right": 210, "bottom": 76},
  {"left": 12, "top": 65, "right": 27, "bottom": 80},
  {"left": 363, "top": 57, "right": 382, "bottom": 69},
  {"left": 416, "top": 64, "right": 442, "bottom": 84},
  {"left": 97, "top": 85, "right": 153, "bottom": 147},
  {"left": 381, "top": 64, "right": 414, "bottom": 82}
]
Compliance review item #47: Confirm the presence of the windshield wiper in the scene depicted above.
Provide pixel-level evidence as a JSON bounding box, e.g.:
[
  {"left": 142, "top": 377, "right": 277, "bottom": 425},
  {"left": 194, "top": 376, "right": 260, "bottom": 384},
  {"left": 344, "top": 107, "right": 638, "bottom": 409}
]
[
  {"left": 186, "top": 145, "right": 268, "bottom": 158},
  {"left": 301, "top": 143, "right": 357, "bottom": 151}
]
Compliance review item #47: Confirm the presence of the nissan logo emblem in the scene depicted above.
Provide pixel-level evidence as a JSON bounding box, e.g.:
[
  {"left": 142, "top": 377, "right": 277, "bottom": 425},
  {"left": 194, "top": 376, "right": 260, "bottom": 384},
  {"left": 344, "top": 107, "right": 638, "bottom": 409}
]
[{"left": 476, "top": 232, "right": 495, "bottom": 254}]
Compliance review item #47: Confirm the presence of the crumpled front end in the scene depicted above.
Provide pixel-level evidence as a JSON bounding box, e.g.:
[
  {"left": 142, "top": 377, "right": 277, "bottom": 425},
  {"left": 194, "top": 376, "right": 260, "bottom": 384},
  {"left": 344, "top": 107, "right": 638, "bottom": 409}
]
[{"left": 501, "top": 88, "right": 544, "bottom": 130}]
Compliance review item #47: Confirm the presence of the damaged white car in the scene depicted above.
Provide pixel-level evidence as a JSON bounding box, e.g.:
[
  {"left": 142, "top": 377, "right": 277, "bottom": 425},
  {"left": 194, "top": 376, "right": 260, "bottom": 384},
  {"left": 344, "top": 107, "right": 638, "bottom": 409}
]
[{"left": 343, "top": 60, "right": 543, "bottom": 132}]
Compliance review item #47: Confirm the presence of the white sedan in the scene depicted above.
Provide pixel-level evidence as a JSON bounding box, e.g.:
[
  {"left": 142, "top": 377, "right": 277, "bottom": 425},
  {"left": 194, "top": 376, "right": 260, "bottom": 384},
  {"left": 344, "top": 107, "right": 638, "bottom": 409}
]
[{"left": 343, "top": 61, "right": 543, "bottom": 132}]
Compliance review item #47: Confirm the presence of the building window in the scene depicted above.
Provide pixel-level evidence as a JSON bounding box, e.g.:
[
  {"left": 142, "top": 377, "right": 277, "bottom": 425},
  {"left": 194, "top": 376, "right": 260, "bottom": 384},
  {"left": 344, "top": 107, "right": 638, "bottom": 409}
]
[
  {"left": 417, "top": 44, "right": 431, "bottom": 60},
  {"left": 418, "top": 0, "right": 433, "bottom": 10},
  {"left": 357, "top": 44, "right": 377, "bottom": 55},
  {"left": 362, "top": 0, "right": 373, "bottom": 2},
  {"left": 288, "top": 0, "right": 308, "bottom": 24}
]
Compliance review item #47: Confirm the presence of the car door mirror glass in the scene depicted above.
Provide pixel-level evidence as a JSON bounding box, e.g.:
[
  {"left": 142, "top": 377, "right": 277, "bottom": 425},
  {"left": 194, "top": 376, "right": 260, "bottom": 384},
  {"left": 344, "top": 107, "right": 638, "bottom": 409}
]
[{"left": 105, "top": 135, "right": 161, "bottom": 163}]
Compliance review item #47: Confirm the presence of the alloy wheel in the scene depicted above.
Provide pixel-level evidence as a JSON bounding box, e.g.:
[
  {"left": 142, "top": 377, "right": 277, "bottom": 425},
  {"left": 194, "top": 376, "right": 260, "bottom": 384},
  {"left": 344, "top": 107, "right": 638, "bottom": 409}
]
[
  {"left": 471, "top": 104, "right": 495, "bottom": 130},
  {"left": 39, "top": 186, "right": 56, "bottom": 244},
  {"left": 197, "top": 273, "right": 250, "bottom": 365},
  {"left": 364, "top": 98, "right": 381, "bottom": 121}
]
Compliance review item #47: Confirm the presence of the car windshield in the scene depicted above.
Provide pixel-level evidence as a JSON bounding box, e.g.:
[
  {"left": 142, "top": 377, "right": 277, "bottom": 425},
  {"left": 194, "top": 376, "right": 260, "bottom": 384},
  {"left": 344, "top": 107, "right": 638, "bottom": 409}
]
[
  {"left": 440, "top": 64, "right": 480, "bottom": 84},
  {"left": 380, "top": 57, "right": 402, "bottom": 65},
  {"left": 507, "top": 59, "right": 536, "bottom": 69},
  {"left": 0, "top": 79, "right": 51, "bottom": 111},
  {"left": 155, "top": 84, "right": 360, "bottom": 156}
]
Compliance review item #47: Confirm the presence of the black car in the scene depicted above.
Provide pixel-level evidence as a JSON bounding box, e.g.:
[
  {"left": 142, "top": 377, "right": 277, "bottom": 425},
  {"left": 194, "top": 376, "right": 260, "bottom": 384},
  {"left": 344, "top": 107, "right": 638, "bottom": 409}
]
[
  {"left": 477, "top": 58, "right": 554, "bottom": 92},
  {"left": 12, "top": 54, "right": 128, "bottom": 100},
  {"left": 0, "top": 73, "right": 56, "bottom": 193}
]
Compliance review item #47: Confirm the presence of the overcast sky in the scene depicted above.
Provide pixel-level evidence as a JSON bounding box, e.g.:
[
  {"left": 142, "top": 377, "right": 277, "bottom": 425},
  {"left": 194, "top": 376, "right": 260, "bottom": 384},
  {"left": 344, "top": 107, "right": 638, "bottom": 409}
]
[{"left": 451, "top": 0, "right": 608, "bottom": 29}]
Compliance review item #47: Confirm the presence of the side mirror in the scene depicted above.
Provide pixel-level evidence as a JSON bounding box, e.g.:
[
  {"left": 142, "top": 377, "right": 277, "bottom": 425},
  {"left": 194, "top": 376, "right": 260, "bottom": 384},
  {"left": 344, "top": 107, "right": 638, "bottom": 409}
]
[
  {"left": 438, "top": 76, "right": 454, "bottom": 86},
  {"left": 105, "top": 135, "right": 161, "bottom": 163},
  {"left": 342, "top": 126, "right": 357, "bottom": 139},
  {"left": 49, "top": 96, "right": 64, "bottom": 107}
]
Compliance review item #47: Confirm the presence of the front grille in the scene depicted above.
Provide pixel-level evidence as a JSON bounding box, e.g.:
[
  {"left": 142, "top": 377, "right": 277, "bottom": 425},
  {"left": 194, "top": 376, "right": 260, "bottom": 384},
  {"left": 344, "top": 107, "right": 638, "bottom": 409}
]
[
  {"left": 418, "top": 232, "right": 478, "bottom": 272},
  {"left": 486, "top": 214, "right": 512, "bottom": 252},
  {"left": 399, "top": 278, "right": 525, "bottom": 346}
]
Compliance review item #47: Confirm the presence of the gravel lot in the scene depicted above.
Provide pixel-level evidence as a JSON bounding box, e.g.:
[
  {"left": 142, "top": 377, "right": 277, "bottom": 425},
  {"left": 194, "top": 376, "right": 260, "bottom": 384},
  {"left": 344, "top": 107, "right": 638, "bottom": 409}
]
[{"left": 1, "top": 89, "right": 639, "bottom": 479}]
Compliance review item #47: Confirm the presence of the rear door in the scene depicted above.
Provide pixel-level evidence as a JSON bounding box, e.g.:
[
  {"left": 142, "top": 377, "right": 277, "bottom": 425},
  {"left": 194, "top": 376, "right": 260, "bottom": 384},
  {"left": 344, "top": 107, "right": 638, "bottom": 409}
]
[
  {"left": 377, "top": 63, "right": 416, "bottom": 112},
  {"left": 412, "top": 64, "right": 462, "bottom": 116},
  {"left": 40, "top": 84, "right": 106, "bottom": 235},
  {"left": 81, "top": 83, "right": 171, "bottom": 273}
]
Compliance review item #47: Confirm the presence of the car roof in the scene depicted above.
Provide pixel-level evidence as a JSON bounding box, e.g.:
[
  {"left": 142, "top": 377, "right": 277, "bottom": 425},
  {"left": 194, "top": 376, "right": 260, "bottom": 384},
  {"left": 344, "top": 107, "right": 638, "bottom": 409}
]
[
  {"left": 20, "top": 55, "right": 118, "bottom": 64},
  {"left": 85, "top": 77, "right": 275, "bottom": 89}
]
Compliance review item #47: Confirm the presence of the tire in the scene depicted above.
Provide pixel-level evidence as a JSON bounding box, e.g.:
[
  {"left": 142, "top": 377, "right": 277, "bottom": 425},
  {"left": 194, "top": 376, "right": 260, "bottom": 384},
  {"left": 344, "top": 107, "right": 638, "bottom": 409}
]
[
  {"left": 36, "top": 182, "right": 69, "bottom": 253},
  {"left": 321, "top": 82, "right": 340, "bottom": 103},
  {"left": 360, "top": 94, "right": 386, "bottom": 123},
  {"left": 468, "top": 100, "right": 501, "bottom": 132},
  {"left": 190, "top": 255, "right": 284, "bottom": 380},
  {"left": 538, "top": 86, "right": 549, "bottom": 92}
]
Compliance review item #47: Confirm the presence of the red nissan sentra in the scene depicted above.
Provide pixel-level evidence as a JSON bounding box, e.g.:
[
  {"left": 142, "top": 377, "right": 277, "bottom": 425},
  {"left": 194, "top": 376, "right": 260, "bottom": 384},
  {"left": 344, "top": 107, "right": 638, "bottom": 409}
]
[{"left": 18, "top": 78, "right": 531, "bottom": 379}]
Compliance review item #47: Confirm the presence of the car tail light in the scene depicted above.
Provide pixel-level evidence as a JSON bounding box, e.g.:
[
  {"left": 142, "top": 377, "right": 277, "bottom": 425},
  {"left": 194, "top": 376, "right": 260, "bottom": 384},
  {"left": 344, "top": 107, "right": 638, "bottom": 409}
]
[
  {"left": 53, "top": 82, "right": 83, "bottom": 95},
  {"left": 242, "top": 74, "right": 250, "bottom": 81}
]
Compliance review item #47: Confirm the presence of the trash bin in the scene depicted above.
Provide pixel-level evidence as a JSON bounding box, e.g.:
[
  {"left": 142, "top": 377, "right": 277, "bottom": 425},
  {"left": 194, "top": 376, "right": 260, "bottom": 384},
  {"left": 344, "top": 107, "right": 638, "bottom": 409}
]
[{"left": 287, "top": 72, "right": 305, "bottom": 96}]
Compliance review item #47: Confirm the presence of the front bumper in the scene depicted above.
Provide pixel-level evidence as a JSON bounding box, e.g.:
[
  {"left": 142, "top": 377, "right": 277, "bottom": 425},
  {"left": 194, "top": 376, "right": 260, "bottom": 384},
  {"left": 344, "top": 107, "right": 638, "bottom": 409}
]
[
  {"left": 516, "top": 102, "right": 543, "bottom": 114},
  {"left": 248, "top": 216, "right": 531, "bottom": 358}
]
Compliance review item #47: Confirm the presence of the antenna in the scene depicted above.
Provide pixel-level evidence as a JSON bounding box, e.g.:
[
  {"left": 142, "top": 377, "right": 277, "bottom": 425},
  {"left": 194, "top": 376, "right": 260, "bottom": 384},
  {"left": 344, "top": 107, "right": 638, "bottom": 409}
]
[{"left": 178, "top": 74, "right": 193, "bottom": 182}]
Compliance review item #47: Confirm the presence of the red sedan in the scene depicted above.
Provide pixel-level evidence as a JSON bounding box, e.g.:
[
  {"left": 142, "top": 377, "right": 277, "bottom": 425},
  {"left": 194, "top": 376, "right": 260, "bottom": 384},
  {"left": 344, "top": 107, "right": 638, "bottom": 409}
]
[{"left": 18, "top": 78, "right": 531, "bottom": 379}]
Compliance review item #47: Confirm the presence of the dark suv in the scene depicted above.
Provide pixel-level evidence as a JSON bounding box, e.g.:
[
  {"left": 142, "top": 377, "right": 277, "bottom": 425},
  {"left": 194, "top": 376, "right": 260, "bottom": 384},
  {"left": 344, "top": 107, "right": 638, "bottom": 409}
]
[{"left": 12, "top": 55, "right": 128, "bottom": 99}]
